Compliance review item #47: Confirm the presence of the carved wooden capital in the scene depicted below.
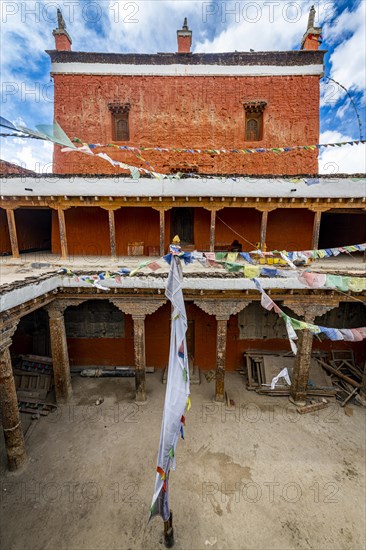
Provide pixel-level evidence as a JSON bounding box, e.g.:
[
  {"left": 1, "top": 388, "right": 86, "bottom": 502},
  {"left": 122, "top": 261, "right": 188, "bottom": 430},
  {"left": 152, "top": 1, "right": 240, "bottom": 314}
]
[
  {"left": 202, "top": 206, "right": 224, "bottom": 213},
  {"left": 109, "top": 299, "right": 166, "bottom": 318},
  {"left": 108, "top": 102, "right": 131, "bottom": 115},
  {"left": 45, "top": 299, "right": 86, "bottom": 319},
  {"left": 243, "top": 100, "right": 267, "bottom": 113},
  {"left": 0, "top": 321, "right": 20, "bottom": 353},
  {"left": 308, "top": 207, "right": 331, "bottom": 213},
  {"left": 152, "top": 207, "right": 171, "bottom": 213},
  {"left": 194, "top": 300, "right": 252, "bottom": 321},
  {"left": 101, "top": 206, "right": 121, "bottom": 211},
  {"left": 255, "top": 206, "right": 277, "bottom": 212},
  {"left": 284, "top": 301, "right": 339, "bottom": 323}
]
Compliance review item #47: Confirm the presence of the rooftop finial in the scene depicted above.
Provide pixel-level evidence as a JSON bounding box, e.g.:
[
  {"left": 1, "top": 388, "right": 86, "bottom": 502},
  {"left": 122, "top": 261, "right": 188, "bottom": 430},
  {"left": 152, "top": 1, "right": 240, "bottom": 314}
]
[
  {"left": 53, "top": 7, "right": 72, "bottom": 51},
  {"left": 301, "top": 4, "right": 321, "bottom": 50},
  {"left": 177, "top": 17, "right": 192, "bottom": 53},
  {"left": 57, "top": 8, "right": 66, "bottom": 30},
  {"left": 307, "top": 5, "right": 316, "bottom": 29}
]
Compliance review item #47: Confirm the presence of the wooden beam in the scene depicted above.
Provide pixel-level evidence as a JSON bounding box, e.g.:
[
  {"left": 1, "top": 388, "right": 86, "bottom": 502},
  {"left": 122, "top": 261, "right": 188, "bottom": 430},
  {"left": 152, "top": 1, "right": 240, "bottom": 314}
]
[
  {"left": 6, "top": 209, "right": 19, "bottom": 258},
  {"left": 312, "top": 211, "right": 322, "bottom": 250},
  {"left": 260, "top": 210, "right": 268, "bottom": 250},
  {"left": 159, "top": 210, "right": 165, "bottom": 257},
  {"left": 46, "top": 303, "right": 73, "bottom": 403},
  {"left": 57, "top": 208, "right": 68, "bottom": 260},
  {"left": 210, "top": 210, "right": 216, "bottom": 252},
  {"left": 0, "top": 332, "right": 27, "bottom": 470},
  {"left": 215, "top": 318, "right": 228, "bottom": 402},
  {"left": 108, "top": 209, "right": 117, "bottom": 259},
  {"left": 132, "top": 315, "right": 147, "bottom": 403}
]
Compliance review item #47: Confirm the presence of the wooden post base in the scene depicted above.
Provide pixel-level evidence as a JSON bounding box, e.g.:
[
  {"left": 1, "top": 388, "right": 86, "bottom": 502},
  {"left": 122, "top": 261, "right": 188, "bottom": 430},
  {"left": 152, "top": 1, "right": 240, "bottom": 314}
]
[{"left": 164, "top": 511, "right": 174, "bottom": 548}]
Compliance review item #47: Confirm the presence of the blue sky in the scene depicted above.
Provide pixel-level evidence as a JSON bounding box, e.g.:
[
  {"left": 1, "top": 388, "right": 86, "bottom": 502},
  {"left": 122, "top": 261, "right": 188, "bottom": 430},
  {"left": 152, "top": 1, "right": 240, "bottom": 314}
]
[{"left": 1, "top": 0, "right": 365, "bottom": 173}]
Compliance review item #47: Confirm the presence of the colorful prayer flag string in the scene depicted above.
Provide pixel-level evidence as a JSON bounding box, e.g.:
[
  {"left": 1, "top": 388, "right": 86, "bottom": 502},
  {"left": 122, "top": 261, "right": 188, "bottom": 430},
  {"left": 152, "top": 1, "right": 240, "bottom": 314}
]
[
  {"left": 252, "top": 278, "right": 366, "bottom": 352},
  {"left": 71, "top": 137, "right": 366, "bottom": 157}
]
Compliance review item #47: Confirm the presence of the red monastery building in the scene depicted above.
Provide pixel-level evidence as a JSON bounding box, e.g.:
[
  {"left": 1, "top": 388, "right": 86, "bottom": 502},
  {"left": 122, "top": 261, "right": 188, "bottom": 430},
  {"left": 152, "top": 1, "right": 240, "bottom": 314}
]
[{"left": 0, "top": 8, "right": 365, "bottom": 472}]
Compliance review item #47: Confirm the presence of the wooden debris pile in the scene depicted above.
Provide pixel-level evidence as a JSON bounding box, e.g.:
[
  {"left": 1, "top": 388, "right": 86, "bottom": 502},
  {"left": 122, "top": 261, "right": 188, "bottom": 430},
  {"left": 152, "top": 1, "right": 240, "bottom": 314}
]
[
  {"left": 243, "top": 350, "right": 337, "bottom": 398},
  {"left": 243, "top": 349, "right": 366, "bottom": 406},
  {"left": 315, "top": 351, "right": 366, "bottom": 407},
  {"left": 14, "top": 354, "right": 56, "bottom": 416}
]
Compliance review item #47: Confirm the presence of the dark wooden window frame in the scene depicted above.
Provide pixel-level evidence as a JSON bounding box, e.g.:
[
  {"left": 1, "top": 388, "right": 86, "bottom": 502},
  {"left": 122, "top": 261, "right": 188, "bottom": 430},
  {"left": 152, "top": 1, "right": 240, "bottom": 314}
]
[
  {"left": 108, "top": 102, "right": 131, "bottom": 142},
  {"left": 243, "top": 100, "right": 267, "bottom": 142}
]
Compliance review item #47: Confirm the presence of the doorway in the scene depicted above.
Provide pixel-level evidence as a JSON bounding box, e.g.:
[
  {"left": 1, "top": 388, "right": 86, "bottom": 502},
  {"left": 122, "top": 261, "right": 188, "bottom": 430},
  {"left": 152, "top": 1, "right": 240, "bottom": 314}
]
[{"left": 171, "top": 207, "right": 194, "bottom": 245}]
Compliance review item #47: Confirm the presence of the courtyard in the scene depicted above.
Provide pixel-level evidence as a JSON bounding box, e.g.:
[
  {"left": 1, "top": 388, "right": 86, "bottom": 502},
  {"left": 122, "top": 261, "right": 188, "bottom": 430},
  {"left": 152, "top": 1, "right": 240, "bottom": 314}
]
[{"left": 1, "top": 372, "right": 365, "bottom": 550}]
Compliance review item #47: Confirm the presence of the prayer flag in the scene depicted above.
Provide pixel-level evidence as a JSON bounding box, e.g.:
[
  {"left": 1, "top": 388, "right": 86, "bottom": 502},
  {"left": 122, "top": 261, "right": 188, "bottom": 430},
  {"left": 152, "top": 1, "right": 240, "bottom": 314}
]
[{"left": 150, "top": 255, "right": 190, "bottom": 522}]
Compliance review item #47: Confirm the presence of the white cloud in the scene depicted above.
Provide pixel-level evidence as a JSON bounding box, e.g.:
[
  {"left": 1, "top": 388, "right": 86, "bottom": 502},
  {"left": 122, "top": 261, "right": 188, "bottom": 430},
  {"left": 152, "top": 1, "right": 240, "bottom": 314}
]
[
  {"left": 1, "top": 1, "right": 365, "bottom": 174},
  {"left": 319, "top": 130, "right": 366, "bottom": 174},
  {"left": 323, "top": 2, "right": 366, "bottom": 102},
  {"left": 0, "top": 137, "right": 53, "bottom": 172},
  {"left": 195, "top": 1, "right": 308, "bottom": 52}
]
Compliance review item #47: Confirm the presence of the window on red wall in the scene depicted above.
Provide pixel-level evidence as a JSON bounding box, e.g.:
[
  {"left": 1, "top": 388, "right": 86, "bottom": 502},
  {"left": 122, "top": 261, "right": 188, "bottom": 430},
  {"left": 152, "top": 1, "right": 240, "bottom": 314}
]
[
  {"left": 108, "top": 102, "right": 131, "bottom": 142},
  {"left": 246, "top": 113, "right": 262, "bottom": 141},
  {"left": 113, "top": 113, "right": 129, "bottom": 141},
  {"left": 243, "top": 101, "right": 267, "bottom": 142}
]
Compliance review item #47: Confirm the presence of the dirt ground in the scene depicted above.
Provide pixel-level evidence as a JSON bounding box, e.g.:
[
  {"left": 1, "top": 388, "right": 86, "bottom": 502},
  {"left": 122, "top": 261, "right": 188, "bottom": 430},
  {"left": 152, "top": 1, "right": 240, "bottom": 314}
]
[{"left": 1, "top": 372, "right": 365, "bottom": 550}]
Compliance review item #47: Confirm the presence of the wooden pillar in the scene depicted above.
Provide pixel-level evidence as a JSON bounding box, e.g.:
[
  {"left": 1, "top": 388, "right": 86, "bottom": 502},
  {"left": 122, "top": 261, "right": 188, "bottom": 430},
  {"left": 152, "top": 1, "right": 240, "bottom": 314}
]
[
  {"left": 260, "top": 210, "right": 269, "bottom": 250},
  {"left": 361, "top": 360, "right": 366, "bottom": 399},
  {"left": 0, "top": 322, "right": 27, "bottom": 471},
  {"left": 290, "top": 329, "right": 314, "bottom": 405},
  {"left": 159, "top": 210, "right": 165, "bottom": 257},
  {"left": 6, "top": 208, "right": 19, "bottom": 258},
  {"left": 285, "top": 302, "right": 338, "bottom": 406},
  {"left": 194, "top": 300, "right": 252, "bottom": 402},
  {"left": 108, "top": 209, "right": 117, "bottom": 260},
  {"left": 45, "top": 302, "right": 73, "bottom": 403},
  {"left": 132, "top": 314, "right": 146, "bottom": 402},
  {"left": 57, "top": 208, "right": 68, "bottom": 260},
  {"left": 312, "top": 211, "right": 322, "bottom": 250},
  {"left": 210, "top": 210, "right": 216, "bottom": 252},
  {"left": 109, "top": 299, "right": 167, "bottom": 402},
  {"left": 215, "top": 315, "right": 229, "bottom": 402}
]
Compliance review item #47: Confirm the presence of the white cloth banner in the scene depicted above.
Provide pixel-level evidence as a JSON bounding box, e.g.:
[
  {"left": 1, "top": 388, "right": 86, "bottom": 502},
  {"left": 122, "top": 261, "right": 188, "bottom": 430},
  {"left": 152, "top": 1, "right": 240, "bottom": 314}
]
[{"left": 149, "top": 255, "right": 190, "bottom": 521}]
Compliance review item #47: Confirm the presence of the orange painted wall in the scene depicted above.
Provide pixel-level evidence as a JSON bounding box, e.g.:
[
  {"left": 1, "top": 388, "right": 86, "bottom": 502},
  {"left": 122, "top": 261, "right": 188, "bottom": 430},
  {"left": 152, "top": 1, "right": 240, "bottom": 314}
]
[
  {"left": 0, "top": 208, "right": 11, "bottom": 254},
  {"left": 49, "top": 205, "right": 315, "bottom": 258},
  {"left": 266, "top": 208, "right": 314, "bottom": 250},
  {"left": 115, "top": 207, "right": 159, "bottom": 255},
  {"left": 53, "top": 74, "right": 320, "bottom": 175},
  {"left": 193, "top": 208, "right": 211, "bottom": 250},
  {"left": 215, "top": 208, "right": 261, "bottom": 251},
  {"left": 67, "top": 306, "right": 172, "bottom": 367},
  {"left": 64, "top": 302, "right": 366, "bottom": 369},
  {"left": 52, "top": 207, "right": 110, "bottom": 257}
]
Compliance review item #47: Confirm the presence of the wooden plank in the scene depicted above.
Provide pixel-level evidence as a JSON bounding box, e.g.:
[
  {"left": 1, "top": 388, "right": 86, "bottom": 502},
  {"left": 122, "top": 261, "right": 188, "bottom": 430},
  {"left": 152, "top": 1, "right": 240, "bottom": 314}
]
[
  {"left": 311, "top": 211, "right": 322, "bottom": 250},
  {"left": 6, "top": 208, "right": 19, "bottom": 258},
  {"left": 316, "top": 359, "right": 361, "bottom": 388},
  {"left": 297, "top": 401, "right": 328, "bottom": 414},
  {"left": 20, "top": 354, "right": 53, "bottom": 365},
  {"left": 210, "top": 210, "right": 216, "bottom": 252}
]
